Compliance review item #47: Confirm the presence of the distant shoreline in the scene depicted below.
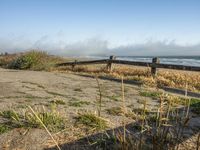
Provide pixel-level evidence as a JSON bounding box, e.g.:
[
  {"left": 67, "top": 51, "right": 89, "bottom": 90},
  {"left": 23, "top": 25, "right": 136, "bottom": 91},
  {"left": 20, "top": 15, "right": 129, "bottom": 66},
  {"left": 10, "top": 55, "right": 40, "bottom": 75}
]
[{"left": 74, "top": 55, "right": 200, "bottom": 67}]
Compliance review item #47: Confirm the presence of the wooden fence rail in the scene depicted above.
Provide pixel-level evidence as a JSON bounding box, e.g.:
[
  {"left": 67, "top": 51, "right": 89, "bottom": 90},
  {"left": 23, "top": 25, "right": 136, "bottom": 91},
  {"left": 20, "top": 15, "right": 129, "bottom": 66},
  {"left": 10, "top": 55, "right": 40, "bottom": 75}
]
[{"left": 56, "top": 56, "right": 200, "bottom": 75}]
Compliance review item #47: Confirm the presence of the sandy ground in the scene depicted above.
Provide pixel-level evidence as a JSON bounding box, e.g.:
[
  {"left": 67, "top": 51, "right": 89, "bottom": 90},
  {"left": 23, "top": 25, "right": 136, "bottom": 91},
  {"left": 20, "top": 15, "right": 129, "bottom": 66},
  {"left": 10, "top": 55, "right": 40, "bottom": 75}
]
[
  {"left": 0, "top": 68, "right": 199, "bottom": 150},
  {"left": 0, "top": 68, "right": 158, "bottom": 115}
]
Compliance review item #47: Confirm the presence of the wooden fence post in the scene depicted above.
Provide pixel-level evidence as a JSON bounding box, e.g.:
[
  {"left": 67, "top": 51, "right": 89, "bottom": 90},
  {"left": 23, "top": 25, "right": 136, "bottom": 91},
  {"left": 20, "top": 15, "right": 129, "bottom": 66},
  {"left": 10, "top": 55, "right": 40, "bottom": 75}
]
[
  {"left": 107, "top": 55, "right": 116, "bottom": 72},
  {"left": 72, "top": 60, "right": 77, "bottom": 71},
  {"left": 151, "top": 57, "right": 160, "bottom": 76}
]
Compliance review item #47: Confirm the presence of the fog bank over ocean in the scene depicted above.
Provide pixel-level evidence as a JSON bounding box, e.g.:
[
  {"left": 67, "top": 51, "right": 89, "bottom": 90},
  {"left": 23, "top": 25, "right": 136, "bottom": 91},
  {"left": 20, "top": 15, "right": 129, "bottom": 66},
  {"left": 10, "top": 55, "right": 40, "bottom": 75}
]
[
  {"left": 1, "top": 36, "right": 200, "bottom": 66},
  {"left": 0, "top": 37, "right": 200, "bottom": 57}
]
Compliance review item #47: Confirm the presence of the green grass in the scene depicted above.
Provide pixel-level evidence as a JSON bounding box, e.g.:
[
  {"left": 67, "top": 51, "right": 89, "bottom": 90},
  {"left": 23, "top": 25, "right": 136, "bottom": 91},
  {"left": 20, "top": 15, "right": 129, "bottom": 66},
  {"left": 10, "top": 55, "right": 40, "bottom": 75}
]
[
  {"left": 24, "top": 95, "right": 48, "bottom": 99},
  {"left": 190, "top": 98, "right": 200, "bottom": 114},
  {"left": 0, "top": 108, "right": 66, "bottom": 133},
  {"left": 25, "top": 111, "right": 66, "bottom": 132},
  {"left": 50, "top": 99, "right": 66, "bottom": 105},
  {"left": 106, "top": 107, "right": 136, "bottom": 119},
  {"left": 68, "top": 99, "right": 90, "bottom": 107},
  {"left": 0, "top": 124, "right": 10, "bottom": 134},
  {"left": 106, "top": 107, "right": 124, "bottom": 116},
  {"left": 147, "top": 113, "right": 158, "bottom": 122},
  {"left": 105, "top": 95, "right": 121, "bottom": 101},
  {"left": 0, "top": 110, "right": 22, "bottom": 129},
  {"left": 75, "top": 113, "right": 108, "bottom": 130},
  {"left": 0, "top": 110, "right": 20, "bottom": 120},
  {"left": 132, "top": 107, "right": 149, "bottom": 114},
  {"left": 139, "top": 91, "right": 162, "bottom": 99}
]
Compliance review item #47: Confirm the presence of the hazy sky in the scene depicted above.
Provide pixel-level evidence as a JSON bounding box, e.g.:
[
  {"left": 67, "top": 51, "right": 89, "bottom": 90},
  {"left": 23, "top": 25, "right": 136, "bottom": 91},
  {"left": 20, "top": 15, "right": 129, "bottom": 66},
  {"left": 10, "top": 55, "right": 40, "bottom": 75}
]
[{"left": 0, "top": 0, "right": 200, "bottom": 56}]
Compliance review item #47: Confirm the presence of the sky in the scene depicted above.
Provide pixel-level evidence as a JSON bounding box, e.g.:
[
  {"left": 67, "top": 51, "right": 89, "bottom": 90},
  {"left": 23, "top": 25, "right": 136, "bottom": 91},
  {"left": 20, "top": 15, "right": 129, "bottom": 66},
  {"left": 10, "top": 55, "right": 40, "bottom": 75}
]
[{"left": 0, "top": 0, "right": 200, "bottom": 56}]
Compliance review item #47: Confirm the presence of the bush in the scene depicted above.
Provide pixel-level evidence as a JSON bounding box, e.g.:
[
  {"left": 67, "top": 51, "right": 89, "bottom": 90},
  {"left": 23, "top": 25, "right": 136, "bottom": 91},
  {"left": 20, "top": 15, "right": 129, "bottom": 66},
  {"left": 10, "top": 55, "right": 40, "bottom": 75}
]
[{"left": 8, "top": 51, "right": 48, "bottom": 70}]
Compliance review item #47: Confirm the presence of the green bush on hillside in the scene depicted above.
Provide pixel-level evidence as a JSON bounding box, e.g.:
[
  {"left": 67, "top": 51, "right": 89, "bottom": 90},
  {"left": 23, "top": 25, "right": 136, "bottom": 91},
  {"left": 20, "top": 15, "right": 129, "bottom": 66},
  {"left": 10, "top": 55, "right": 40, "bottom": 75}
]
[{"left": 8, "top": 51, "right": 47, "bottom": 70}]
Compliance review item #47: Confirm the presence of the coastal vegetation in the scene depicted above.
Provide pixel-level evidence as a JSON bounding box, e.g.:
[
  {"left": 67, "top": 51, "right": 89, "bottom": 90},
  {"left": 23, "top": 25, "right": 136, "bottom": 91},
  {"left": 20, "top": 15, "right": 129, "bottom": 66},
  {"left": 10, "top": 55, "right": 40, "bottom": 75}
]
[
  {"left": 0, "top": 77, "right": 199, "bottom": 149},
  {"left": 0, "top": 50, "right": 199, "bottom": 149},
  {"left": 63, "top": 64, "right": 200, "bottom": 93},
  {"left": 0, "top": 50, "right": 199, "bottom": 93}
]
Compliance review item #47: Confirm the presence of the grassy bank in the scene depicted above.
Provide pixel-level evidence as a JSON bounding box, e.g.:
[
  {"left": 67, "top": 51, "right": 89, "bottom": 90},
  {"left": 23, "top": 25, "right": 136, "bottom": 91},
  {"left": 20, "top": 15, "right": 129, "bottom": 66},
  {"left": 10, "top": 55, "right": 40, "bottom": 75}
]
[
  {"left": 61, "top": 64, "right": 200, "bottom": 93},
  {"left": 0, "top": 50, "right": 65, "bottom": 71},
  {"left": 0, "top": 50, "right": 200, "bottom": 93}
]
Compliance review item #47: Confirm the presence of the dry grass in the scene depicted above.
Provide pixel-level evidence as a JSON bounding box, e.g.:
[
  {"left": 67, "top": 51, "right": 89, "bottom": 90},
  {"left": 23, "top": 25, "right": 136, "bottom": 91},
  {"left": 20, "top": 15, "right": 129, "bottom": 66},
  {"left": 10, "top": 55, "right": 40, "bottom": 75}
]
[
  {"left": 0, "top": 53, "right": 19, "bottom": 67},
  {"left": 68, "top": 99, "right": 90, "bottom": 107},
  {"left": 0, "top": 52, "right": 200, "bottom": 149},
  {"left": 1, "top": 51, "right": 199, "bottom": 92},
  {"left": 0, "top": 81, "right": 199, "bottom": 149},
  {"left": 50, "top": 99, "right": 66, "bottom": 105},
  {"left": 62, "top": 64, "right": 200, "bottom": 93}
]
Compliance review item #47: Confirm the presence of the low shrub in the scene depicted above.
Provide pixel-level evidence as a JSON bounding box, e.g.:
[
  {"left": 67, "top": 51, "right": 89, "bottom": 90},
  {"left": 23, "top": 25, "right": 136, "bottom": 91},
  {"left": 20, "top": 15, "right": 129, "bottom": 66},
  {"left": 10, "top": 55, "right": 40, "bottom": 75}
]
[
  {"left": 8, "top": 51, "right": 48, "bottom": 70},
  {"left": 7, "top": 50, "right": 64, "bottom": 71}
]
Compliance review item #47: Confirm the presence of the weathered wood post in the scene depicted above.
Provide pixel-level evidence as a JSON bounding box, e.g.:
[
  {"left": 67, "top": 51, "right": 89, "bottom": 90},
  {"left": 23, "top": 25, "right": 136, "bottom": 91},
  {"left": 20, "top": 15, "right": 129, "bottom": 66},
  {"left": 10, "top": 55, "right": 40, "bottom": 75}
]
[
  {"left": 151, "top": 57, "right": 160, "bottom": 76},
  {"left": 72, "top": 60, "right": 77, "bottom": 71},
  {"left": 107, "top": 55, "right": 116, "bottom": 72}
]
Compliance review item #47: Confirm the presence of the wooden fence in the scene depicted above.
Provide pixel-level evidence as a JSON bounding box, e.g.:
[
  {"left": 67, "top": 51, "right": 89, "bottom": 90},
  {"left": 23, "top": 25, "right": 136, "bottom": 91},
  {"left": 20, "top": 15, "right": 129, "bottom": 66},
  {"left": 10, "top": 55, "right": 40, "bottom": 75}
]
[{"left": 56, "top": 56, "right": 200, "bottom": 75}]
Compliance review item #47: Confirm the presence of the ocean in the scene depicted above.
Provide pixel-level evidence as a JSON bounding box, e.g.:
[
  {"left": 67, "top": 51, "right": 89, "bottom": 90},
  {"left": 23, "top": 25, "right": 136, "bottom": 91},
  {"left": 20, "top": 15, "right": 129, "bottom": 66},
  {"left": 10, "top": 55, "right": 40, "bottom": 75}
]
[{"left": 86, "top": 56, "right": 200, "bottom": 67}]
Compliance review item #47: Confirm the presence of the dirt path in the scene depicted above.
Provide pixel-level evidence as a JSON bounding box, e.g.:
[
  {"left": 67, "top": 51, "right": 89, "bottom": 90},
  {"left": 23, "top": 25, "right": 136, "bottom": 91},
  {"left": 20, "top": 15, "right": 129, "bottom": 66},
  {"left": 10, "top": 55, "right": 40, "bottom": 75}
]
[{"left": 0, "top": 68, "right": 157, "bottom": 110}]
